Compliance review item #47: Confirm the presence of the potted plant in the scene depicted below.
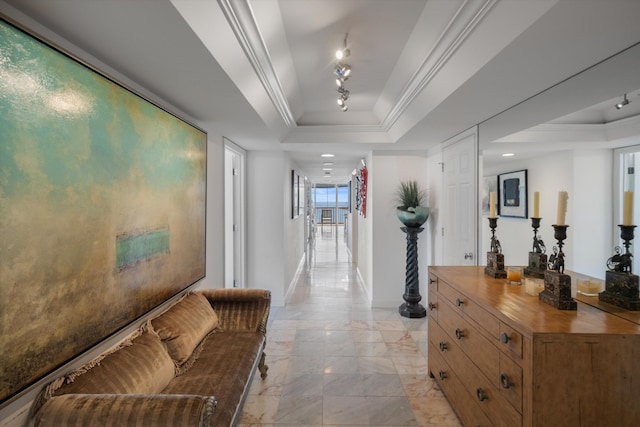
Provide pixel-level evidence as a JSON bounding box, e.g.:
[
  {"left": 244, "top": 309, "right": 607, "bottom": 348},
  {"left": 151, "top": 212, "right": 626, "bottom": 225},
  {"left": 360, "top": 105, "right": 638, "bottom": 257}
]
[{"left": 395, "top": 180, "right": 429, "bottom": 227}]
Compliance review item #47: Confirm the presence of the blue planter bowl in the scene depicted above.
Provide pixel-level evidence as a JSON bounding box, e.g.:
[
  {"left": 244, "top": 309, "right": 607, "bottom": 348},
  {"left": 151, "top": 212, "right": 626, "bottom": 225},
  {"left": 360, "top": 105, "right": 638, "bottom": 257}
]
[{"left": 396, "top": 206, "right": 429, "bottom": 227}]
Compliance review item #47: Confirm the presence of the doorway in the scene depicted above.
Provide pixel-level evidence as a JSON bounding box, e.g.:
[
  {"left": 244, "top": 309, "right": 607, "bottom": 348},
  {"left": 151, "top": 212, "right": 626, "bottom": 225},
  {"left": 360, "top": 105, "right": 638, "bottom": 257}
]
[
  {"left": 313, "top": 184, "right": 350, "bottom": 239},
  {"left": 442, "top": 128, "right": 479, "bottom": 265},
  {"left": 224, "top": 140, "right": 246, "bottom": 288}
]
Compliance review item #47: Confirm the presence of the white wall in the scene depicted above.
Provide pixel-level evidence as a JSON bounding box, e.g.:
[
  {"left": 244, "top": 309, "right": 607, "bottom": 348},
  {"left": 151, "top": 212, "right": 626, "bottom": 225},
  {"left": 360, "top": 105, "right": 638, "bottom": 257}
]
[
  {"left": 482, "top": 149, "right": 612, "bottom": 279},
  {"left": 369, "top": 153, "right": 430, "bottom": 307},
  {"left": 246, "top": 151, "right": 305, "bottom": 306}
]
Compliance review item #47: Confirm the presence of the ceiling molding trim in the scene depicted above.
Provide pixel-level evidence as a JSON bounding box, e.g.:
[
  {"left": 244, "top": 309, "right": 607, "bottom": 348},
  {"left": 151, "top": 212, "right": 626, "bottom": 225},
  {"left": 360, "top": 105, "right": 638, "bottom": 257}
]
[
  {"left": 218, "top": 0, "right": 296, "bottom": 128},
  {"left": 496, "top": 115, "right": 640, "bottom": 144},
  {"left": 381, "top": 0, "right": 498, "bottom": 130},
  {"left": 284, "top": 125, "right": 393, "bottom": 144}
]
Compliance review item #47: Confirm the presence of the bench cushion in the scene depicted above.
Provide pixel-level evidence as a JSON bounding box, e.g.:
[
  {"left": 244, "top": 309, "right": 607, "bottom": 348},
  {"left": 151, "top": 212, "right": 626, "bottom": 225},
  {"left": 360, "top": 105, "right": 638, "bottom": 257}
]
[
  {"left": 150, "top": 292, "right": 219, "bottom": 365},
  {"left": 162, "top": 331, "right": 265, "bottom": 426},
  {"left": 32, "top": 394, "right": 216, "bottom": 427},
  {"left": 53, "top": 330, "right": 175, "bottom": 396}
]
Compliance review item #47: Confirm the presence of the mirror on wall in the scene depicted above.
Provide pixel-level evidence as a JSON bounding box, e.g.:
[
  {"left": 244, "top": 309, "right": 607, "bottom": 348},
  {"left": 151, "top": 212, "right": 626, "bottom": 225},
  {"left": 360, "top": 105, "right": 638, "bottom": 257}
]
[{"left": 478, "top": 43, "right": 640, "bottom": 281}]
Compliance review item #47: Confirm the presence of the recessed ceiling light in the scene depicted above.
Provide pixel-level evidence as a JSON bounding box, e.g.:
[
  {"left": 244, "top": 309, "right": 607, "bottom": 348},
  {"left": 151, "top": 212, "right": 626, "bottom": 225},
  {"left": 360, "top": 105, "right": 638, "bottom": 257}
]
[
  {"left": 321, "top": 154, "right": 335, "bottom": 158},
  {"left": 323, "top": 168, "right": 332, "bottom": 171},
  {"left": 502, "top": 153, "right": 515, "bottom": 157},
  {"left": 323, "top": 162, "right": 334, "bottom": 166}
]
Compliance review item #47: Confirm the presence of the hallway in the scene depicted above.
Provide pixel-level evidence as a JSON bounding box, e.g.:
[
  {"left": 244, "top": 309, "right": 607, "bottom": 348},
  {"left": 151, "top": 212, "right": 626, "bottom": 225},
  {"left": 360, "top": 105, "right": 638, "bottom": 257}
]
[{"left": 239, "top": 226, "right": 462, "bottom": 426}]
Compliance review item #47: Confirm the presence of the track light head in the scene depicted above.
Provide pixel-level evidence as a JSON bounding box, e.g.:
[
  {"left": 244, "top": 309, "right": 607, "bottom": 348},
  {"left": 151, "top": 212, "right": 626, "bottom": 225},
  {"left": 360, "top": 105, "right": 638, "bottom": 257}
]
[{"left": 616, "top": 94, "right": 630, "bottom": 110}]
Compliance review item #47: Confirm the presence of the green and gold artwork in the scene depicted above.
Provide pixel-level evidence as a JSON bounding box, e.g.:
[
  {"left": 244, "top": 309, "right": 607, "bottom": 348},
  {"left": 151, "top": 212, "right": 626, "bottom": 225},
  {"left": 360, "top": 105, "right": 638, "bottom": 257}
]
[{"left": 0, "top": 18, "right": 207, "bottom": 403}]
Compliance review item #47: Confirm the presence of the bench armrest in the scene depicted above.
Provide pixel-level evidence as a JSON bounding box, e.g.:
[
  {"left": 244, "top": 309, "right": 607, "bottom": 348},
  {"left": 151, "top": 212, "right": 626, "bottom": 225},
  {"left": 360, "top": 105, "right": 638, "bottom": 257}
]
[
  {"left": 32, "top": 394, "right": 216, "bottom": 427},
  {"left": 199, "top": 289, "right": 271, "bottom": 334}
]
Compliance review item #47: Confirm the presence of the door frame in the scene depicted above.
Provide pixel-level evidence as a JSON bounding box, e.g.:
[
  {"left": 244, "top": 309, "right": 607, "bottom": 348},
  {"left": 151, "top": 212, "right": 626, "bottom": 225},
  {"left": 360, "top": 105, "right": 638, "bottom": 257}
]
[
  {"left": 441, "top": 127, "right": 479, "bottom": 265},
  {"left": 224, "top": 138, "right": 246, "bottom": 288}
]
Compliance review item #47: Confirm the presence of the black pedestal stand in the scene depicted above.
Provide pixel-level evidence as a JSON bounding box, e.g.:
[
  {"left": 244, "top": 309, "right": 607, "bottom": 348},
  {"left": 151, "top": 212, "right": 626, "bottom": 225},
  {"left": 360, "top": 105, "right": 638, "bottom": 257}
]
[
  {"left": 524, "top": 217, "right": 547, "bottom": 278},
  {"left": 485, "top": 217, "right": 506, "bottom": 278},
  {"left": 539, "top": 225, "right": 576, "bottom": 310},
  {"left": 600, "top": 225, "right": 640, "bottom": 310},
  {"left": 399, "top": 226, "right": 427, "bottom": 318}
]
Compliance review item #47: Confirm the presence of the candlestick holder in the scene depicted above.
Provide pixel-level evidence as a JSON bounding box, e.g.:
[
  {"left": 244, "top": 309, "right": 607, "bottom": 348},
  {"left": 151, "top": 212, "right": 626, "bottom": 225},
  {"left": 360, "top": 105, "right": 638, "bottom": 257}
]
[
  {"left": 539, "top": 225, "right": 576, "bottom": 310},
  {"left": 485, "top": 217, "right": 507, "bottom": 278},
  {"left": 524, "top": 217, "right": 547, "bottom": 278},
  {"left": 599, "top": 225, "right": 640, "bottom": 310}
]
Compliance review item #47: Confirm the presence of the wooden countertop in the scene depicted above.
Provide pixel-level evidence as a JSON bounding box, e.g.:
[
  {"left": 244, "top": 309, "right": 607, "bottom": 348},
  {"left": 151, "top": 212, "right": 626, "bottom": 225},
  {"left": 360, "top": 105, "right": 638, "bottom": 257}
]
[{"left": 429, "top": 266, "right": 640, "bottom": 336}]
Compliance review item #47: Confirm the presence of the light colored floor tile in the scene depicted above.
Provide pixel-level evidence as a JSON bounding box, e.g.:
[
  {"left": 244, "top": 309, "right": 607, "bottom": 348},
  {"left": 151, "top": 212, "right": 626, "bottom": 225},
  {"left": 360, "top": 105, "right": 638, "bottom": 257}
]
[
  {"left": 366, "top": 396, "right": 419, "bottom": 426},
  {"left": 398, "top": 374, "right": 443, "bottom": 398},
  {"left": 391, "top": 356, "right": 430, "bottom": 375},
  {"left": 409, "top": 396, "right": 463, "bottom": 426},
  {"left": 352, "top": 330, "right": 384, "bottom": 343},
  {"left": 241, "top": 230, "right": 460, "bottom": 426},
  {"left": 275, "top": 394, "right": 323, "bottom": 425},
  {"left": 361, "top": 373, "right": 406, "bottom": 397},
  {"left": 355, "top": 341, "right": 389, "bottom": 357},
  {"left": 281, "top": 373, "right": 324, "bottom": 397},
  {"left": 240, "top": 395, "right": 280, "bottom": 424},
  {"left": 323, "top": 396, "right": 370, "bottom": 425},
  {"left": 358, "top": 357, "right": 398, "bottom": 374},
  {"left": 324, "top": 356, "right": 360, "bottom": 374},
  {"left": 323, "top": 373, "right": 364, "bottom": 396}
]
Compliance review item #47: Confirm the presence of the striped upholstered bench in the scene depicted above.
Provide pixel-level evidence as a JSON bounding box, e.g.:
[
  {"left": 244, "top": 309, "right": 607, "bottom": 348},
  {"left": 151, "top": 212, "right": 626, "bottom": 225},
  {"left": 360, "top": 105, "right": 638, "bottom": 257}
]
[{"left": 31, "top": 289, "right": 271, "bottom": 427}]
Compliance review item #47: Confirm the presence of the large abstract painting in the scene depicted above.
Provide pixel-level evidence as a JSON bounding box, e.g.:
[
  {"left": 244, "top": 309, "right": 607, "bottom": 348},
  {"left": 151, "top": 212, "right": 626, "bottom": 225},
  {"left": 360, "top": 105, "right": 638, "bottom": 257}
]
[{"left": 0, "top": 18, "right": 207, "bottom": 403}]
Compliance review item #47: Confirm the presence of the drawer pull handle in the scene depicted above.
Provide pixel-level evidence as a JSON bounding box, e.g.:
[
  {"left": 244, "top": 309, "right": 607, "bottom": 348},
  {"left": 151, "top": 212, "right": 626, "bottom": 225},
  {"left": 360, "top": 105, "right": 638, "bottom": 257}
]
[
  {"left": 500, "top": 373, "right": 512, "bottom": 389},
  {"left": 476, "top": 387, "right": 488, "bottom": 402},
  {"left": 500, "top": 332, "right": 511, "bottom": 344},
  {"left": 438, "top": 370, "right": 448, "bottom": 380},
  {"left": 428, "top": 302, "right": 436, "bottom": 311},
  {"left": 455, "top": 328, "right": 465, "bottom": 340},
  {"left": 439, "top": 341, "right": 448, "bottom": 352},
  {"left": 455, "top": 298, "right": 464, "bottom": 307},
  {"left": 429, "top": 278, "right": 436, "bottom": 284}
]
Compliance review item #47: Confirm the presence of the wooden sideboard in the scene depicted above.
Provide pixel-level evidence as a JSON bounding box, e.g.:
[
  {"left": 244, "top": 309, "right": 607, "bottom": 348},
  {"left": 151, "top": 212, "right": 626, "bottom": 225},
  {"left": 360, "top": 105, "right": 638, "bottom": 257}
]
[{"left": 427, "top": 266, "right": 640, "bottom": 427}]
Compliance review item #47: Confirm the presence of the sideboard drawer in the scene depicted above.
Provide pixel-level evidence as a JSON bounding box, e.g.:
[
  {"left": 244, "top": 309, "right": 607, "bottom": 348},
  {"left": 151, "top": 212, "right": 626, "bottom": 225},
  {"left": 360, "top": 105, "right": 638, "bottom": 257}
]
[
  {"left": 430, "top": 321, "right": 521, "bottom": 427},
  {"left": 438, "top": 298, "right": 500, "bottom": 385},
  {"left": 438, "top": 279, "right": 500, "bottom": 338},
  {"left": 498, "top": 352, "right": 523, "bottom": 413},
  {"left": 429, "top": 339, "right": 495, "bottom": 427}
]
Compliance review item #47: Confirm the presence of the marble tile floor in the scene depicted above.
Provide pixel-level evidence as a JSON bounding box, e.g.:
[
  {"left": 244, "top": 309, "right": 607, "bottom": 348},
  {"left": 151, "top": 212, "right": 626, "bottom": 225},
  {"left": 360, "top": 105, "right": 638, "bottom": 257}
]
[{"left": 239, "top": 226, "right": 462, "bottom": 427}]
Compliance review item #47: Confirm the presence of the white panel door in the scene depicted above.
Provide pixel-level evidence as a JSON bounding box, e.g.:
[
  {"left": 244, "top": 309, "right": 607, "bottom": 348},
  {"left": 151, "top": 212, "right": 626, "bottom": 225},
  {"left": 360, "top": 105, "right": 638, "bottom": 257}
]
[{"left": 443, "top": 130, "right": 478, "bottom": 265}]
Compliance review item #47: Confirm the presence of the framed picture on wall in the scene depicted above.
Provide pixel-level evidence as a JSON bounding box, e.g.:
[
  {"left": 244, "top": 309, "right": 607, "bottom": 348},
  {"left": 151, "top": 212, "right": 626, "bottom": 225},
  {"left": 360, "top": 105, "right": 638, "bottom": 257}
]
[{"left": 498, "top": 169, "right": 528, "bottom": 218}]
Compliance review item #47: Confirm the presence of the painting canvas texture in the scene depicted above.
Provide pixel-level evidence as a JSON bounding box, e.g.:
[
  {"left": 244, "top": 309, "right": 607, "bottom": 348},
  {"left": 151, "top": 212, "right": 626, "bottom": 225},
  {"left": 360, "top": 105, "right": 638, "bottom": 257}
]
[{"left": 0, "top": 19, "right": 207, "bottom": 402}]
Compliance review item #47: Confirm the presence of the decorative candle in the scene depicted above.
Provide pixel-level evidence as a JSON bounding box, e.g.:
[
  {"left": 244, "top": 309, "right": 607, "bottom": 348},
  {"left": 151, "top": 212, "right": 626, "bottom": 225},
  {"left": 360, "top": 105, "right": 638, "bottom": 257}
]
[
  {"left": 556, "top": 191, "right": 568, "bottom": 225},
  {"left": 623, "top": 191, "right": 634, "bottom": 225},
  {"left": 489, "top": 191, "right": 496, "bottom": 218},
  {"left": 533, "top": 191, "right": 540, "bottom": 218}
]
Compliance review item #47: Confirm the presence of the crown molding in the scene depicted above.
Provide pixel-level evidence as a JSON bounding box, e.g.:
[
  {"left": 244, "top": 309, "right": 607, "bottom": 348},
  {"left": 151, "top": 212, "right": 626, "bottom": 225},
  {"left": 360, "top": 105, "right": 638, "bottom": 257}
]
[
  {"left": 222, "top": 0, "right": 498, "bottom": 138},
  {"left": 495, "top": 114, "right": 640, "bottom": 144},
  {"left": 380, "top": 0, "right": 497, "bottom": 131},
  {"left": 218, "top": 0, "right": 296, "bottom": 128}
]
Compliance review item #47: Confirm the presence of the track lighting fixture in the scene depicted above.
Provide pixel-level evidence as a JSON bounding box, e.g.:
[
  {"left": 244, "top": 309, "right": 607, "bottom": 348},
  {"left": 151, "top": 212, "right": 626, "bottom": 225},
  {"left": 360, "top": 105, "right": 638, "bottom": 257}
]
[
  {"left": 615, "top": 94, "right": 630, "bottom": 110},
  {"left": 333, "top": 33, "right": 352, "bottom": 112}
]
